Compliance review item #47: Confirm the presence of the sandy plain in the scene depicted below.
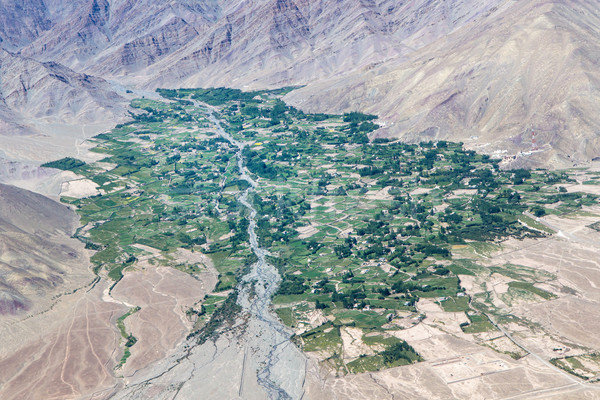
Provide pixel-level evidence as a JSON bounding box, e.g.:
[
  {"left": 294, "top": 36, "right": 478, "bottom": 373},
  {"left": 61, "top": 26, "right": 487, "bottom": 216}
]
[{"left": 0, "top": 246, "right": 219, "bottom": 400}]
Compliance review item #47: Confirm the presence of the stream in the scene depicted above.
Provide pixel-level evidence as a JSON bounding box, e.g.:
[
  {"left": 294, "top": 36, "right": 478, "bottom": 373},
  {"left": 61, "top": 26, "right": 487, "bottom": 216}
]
[
  {"left": 206, "top": 109, "right": 305, "bottom": 400},
  {"left": 106, "top": 105, "right": 307, "bottom": 400}
]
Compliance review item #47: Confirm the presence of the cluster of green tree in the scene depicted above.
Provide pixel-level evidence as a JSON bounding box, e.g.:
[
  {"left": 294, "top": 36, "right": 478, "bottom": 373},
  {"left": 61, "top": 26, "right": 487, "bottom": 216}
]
[
  {"left": 242, "top": 147, "right": 287, "bottom": 179},
  {"left": 313, "top": 278, "right": 335, "bottom": 294},
  {"left": 187, "top": 291, "right": 241, "bottom": 344},
  {"left": 391, "top": 279, "right": 444, "bottom": 294},
  {"left": 167, "top": 181, "right": 195, "bottom": 196},
  {"left": 359, "top": 166, "right": 385, "bottom": 177},
  {"left": 381, "top": 341, "right": 422, "bottom": 365},
  {"left": 252, "top": 194, "right": 304, "bottom": 247},
  {"left": 332, "top": 288, "right": 368, "bottom": 309},
  {"left": 239, "top": 98, "right": 335, "bottom": 127},
  {"left": 339, "top": 125, "right": 375, "bottom": 144},
  {"left": 357, "top": 242, "right": 390, "bottom": 260},
  {"left": 177, "top": 232, "right": 207, "bottom": 247},
  {"left": 413, "top": 243, "right": 450, "bottom": 257},
  {"left": 99, "top": 145, "right": 157, "bottom": 175},
  {"left": 84, "top": 241, "right": 103, "bottom": 251},
  {"left": 267, "top": 99, "right": 289, "bottom": 125},
  {"left": 157, "top": 87, "right": 263, "bottom": 105},
  {"left": 530, "top": 205, "right": 546, "bottom": 217},
  {"left": 543, "top": 171, "right": 572, "bottom": 184},
  {"left": 334, "top": 236, "right": 357, "bottom": 258},
  {"left": 512, "top": 169, "right": 531, "bottom": 185},
  {"left": 41, "top": 157, "right": 85, "bottom": 170},
  {"left": 341, "top": 269, "right": 365, "bottom": 284},
  {"left": 227, "top": 218, "right": 250, "bottom": 249},
  {"left": 342, "top": 112, "right": 378, "bottom": 123},
  {"left": 129, "top": 109, "right": 163, "bottom": 123},
  {"left": 129, "top": 102, "right": 194, "bottom": 124},
  {"left": 276, "top": 275, "right": 309, "bottom": 295},
  {"left": 537, "top": 191, "right": 597, "bottom": 206},
  {"left": 315, "top": 299, "right": 329, "bottom": 309},
  {"left": 305, "top": 113, "right": 333, "bottom": 121},
  {"left": 124, "top": 334, "right": 137, "bottom": 347}
]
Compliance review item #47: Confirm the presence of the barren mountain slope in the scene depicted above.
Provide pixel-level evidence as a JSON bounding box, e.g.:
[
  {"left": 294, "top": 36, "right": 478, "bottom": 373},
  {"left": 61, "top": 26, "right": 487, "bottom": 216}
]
[
  {"left": 18, "top": 0, "right": 503, "bottom": 87},
  {"left": 20, "top": 0, "right": 220, "bottom": 69},
  {"left": 0, "top": 183, "right": 89, "bottom": 316},
  {"left": 0, "top": 0, "right": 51, "bottom": 50},
  {"left": 0, "top": 0, "right": 86, "bottom": 51},
  {"left": 285, "top": 0, "right": 600, "bottom": 166},
  {"left": 103, "top": 0, "right": 506, "bottom": 88},
  {"left": 2, "top": 0, "right": 600, "bottom": 166},
  {"left": 0, "top": 49, "right": 126, "bottom": 162},
  {"left": 0, "top": 49, "right": 123, "bottom": 124},
  {"left": 0, "top": 101, "right": 29, "bottom": 141}
]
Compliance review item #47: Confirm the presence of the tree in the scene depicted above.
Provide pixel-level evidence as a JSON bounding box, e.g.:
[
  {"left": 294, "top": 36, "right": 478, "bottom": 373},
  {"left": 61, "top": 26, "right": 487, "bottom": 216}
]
[
  {"left": 531, "top": 206, "right": 546, "bottom": 217},
  {"left": 315, "top": 300, "right": 328, "bottom": 310}
]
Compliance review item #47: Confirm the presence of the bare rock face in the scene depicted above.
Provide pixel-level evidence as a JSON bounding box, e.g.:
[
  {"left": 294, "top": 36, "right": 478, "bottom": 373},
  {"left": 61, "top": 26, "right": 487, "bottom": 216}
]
[
  {"left": 284, "top": 0, "right": 600, "bottom": 165},
  {"left": 0, "top": 0, "right": 600, "bottom": 165},
  {"left": 0, "top": 49, "right": 124, "bottom": 124},
  {"left": 20, "top": 0, "right": 221, "bottom": 68},
  {"left": 22, "top": 0, "right": 111, "bottom": 68},
  {"left": 0, "top": 183, "right": 89, "bottom": 316},
  {"left": 92, "top": 16, "right": 201, "bottom": 75},
  {"left": 0, "top": 0, "right": 52, "bottom": 50}
]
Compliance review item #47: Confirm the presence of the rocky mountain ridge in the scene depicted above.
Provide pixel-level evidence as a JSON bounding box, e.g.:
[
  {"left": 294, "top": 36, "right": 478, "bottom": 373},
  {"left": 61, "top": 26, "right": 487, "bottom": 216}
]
[
  {"left": 0, "top": 48, "right": 123, "bottom": 123},
  {"left": 285, "top": 0, "right": 600, "bottom": 167},
  {"left": 0, "top": 0, "right": 599, "bottom": 166}
]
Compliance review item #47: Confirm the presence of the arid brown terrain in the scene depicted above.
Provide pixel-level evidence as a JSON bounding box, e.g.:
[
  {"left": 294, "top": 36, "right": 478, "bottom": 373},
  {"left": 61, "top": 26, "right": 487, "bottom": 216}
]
[{"left": 1, "top": 1, "right": 600, "bottom": 399}]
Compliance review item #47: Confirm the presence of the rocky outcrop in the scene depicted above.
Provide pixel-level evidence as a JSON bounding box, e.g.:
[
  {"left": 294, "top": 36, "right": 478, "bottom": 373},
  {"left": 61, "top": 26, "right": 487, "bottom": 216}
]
[
  {"left": 92, "top": 16, "right": 201, "bottom": 75},
  {"left": 0, "top": 0, "right": 52, "bottom": 50}
]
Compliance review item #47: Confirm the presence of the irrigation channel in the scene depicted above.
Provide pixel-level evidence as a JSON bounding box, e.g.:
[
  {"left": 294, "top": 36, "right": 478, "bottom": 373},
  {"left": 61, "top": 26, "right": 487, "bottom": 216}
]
[{"left": 205, "top": 108, "right": 307, "bottom": 400}]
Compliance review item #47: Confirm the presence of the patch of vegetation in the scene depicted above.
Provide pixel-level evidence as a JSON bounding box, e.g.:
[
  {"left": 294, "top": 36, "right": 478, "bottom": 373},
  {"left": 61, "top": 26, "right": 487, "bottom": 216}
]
[
  {"left": 461, "top": 313, "right": 496, "bottom": 333},
  {"left": 508, "top": 281, "right": 556, "bottom": 300},
  {"left": 275, "top": 307, "right": 296, "bottom": 327},
  {"left": 550, "top": 356, "right": 594, "bottom": 380},
  {"left": 115, "top": 306, "right": 141, "bottom": 368},
  {"left": 588, "top": 221, "right": 600, "bottom": 232},
  {"left": 381, "top": 341, "right": 422, "bottom": 366},
  {"left": 346, "top": 354, "right": 386, "bottom": 373},
  {"left": 41, "top": 157, "right": 85, "bottom": 170},
  {"left": 187, "top": 291, "right": 241, "bottom": 344},
  {"left": 298, "top": 322, "right": 342, "bottom": 352},
  {"left": 158, "top": 87, "right": 263, "bottom": 105},
  {"left": 40, "top": 86, "right": 597, "bottom": 374}
]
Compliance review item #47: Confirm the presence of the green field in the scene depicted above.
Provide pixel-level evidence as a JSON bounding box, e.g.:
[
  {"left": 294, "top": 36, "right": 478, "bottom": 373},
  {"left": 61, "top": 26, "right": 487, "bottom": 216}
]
[{"left": 44, "top": 86, "right": 599, "bottom": 374}]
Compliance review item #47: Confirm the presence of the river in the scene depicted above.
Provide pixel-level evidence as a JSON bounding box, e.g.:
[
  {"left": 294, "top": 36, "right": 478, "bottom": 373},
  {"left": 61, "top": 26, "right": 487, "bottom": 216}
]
[
  {"left": 206, "top": 109, "right": 306, "bottom": 400},
  {"left": 106, "top": 104, "right": 308, "bottom": 400}
]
